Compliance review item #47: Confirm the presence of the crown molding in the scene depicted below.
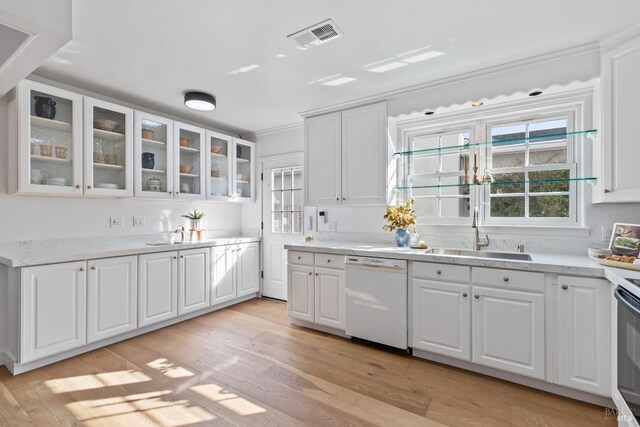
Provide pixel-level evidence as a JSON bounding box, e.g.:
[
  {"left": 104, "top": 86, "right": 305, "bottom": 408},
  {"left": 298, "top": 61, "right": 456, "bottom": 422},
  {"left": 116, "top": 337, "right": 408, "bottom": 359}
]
[
  {"left": 298, "top": 42, "right": 600, "bottom": 118},
  {"left": 247, "top": 121, "right": 303, "bottom": 139},
  {"left": 600, "top": 22, "right": 640, "bottom": 51}
]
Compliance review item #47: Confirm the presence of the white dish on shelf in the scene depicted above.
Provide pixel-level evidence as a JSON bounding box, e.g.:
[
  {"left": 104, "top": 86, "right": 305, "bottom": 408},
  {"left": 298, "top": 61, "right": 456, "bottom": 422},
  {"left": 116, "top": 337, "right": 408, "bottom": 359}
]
[
  {"left": 45, "top": 177, "right": 66, "bottom": 186},
  {"left": 95, "top": 183, "right": 119, "bottom": 189}
]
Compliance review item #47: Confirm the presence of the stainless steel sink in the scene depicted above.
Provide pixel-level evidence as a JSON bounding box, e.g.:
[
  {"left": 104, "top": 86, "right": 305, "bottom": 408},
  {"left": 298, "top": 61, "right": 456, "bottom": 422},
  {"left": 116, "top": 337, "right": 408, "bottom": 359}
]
[{"left": 425, "top": 248, "right": 532, "bottom": 261}]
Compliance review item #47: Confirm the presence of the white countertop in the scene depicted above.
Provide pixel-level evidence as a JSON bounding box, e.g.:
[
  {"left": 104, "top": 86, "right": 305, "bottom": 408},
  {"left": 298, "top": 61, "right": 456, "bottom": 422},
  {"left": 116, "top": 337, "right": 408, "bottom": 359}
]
[{"left": 0, "top": 235, "right": 261, "bottom": 268}]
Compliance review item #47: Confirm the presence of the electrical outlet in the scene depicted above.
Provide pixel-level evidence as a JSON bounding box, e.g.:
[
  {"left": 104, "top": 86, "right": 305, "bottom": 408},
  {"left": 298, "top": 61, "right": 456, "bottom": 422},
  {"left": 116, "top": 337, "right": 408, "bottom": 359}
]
[
  {"left": 328, "top": 221, "right": 337, "bottom": 231},
  {"left": 110, "top": 216, "right": 124, "bottom": 228},
  {"left": 133, "top": 216, "right": 146, "bottom": 227}
]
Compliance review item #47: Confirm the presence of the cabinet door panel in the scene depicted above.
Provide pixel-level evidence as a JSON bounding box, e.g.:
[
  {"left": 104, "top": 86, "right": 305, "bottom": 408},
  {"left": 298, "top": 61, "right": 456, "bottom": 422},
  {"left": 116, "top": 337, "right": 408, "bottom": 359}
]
[
  {"left": 21, "top": 261, "right": 87, "bottom": 363},
  {"left": 211, "top": 245, "right": 235, "bottom": 305},
  {"left": 315, "top": 267, "right": 345, "bottom": 330},
  {"left": 412, "top": 279, "right": 471, "bottom": 361},
  {"left": 134, "top": 111, "right": 174, "bottom": 199},
  {"left": 305, "top": 112, "right": 341, "bottom": 205},
  {"left": 138, "top": 252, "right": 178, "bottom": 327},
  {"left": 558, "top": 276, "right": 611, "bottom": 396},
  {"left": 288, "top": 264, "right": 314, "bottom": 322},
  {"left": 87, "top": 256, "right": 137, "bottom": 343},
  {"left": 174, "top": 122, "right": 206, "bottom": 200},
  {"left": 472, "top": 286, "right": 545, "bottom": 379},
  {"left": 341, "top": 102, "right": 387, "bottom": 205},
  {"left": 178, "top": 248, "right": 210, "bottom": 315},
  {"left": 237, "top": 243, "right": 259, "bottom": 297}
]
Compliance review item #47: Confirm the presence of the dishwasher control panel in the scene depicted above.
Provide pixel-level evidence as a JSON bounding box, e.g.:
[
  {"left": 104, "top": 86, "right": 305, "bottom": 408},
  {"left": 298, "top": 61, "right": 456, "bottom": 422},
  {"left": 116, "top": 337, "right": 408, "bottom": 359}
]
[{"left": 345, "top": 256, "right": 406, "bottom": 269}]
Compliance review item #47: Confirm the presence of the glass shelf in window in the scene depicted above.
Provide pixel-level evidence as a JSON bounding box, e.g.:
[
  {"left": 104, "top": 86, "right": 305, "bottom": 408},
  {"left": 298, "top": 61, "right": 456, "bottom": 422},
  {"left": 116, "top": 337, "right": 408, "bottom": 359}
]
[
  {"left": 394, "top": 129, "right": 597, "bottom": 157},
  {"left": 396, "top": 176, "right": 597, "bottom": 191}
]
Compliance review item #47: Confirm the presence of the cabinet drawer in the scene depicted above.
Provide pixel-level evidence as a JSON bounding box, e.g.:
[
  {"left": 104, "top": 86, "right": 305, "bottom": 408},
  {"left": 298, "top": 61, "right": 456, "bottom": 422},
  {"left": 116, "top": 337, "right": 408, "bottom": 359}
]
[
  {"left": 472, "top": 267, "right": 543, "bottom": 293},
  {"left": 288, "top": 250, "right": 314, "bottom": 266},
  {"left": 413, "top": 262, "right": 470, "bottom": 283},
  {"left": 315, "top": 253, "right": 345, "bottom": 269}
]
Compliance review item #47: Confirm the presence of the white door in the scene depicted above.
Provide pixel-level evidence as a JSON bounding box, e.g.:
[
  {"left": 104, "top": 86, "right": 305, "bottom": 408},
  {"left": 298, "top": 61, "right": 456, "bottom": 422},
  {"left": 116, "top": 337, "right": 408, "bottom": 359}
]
[
  {"left": 138, "top": 251, "right": 178, "bottom": 327},
  {"left": 262, "top": 156, "right": 304, "bottom": 300},
  {"left": 412, "top": 279, "right": 471, "bottom": 361},
  {"left": 237, "top": 242, "right": 260, "bottom": 297},
  {"left": 472, "top": 286, "right": 545, "bottom": 379},
  {"left": 211, "top": 244, "right": 236, "bottom": 305},
  {"left": 304, "top": 112, "right": 341, "bottom": 205},
  {"left": 314, "top": 267, "right": 345, "bottom": 329},
  {"left": 178, "top": 248, "right": 210, "bottom": 315},
  {"left": 287, "top": 264, "right": 314, "bottom": 322},
  {"left": 87, "top": 256, "right": 137, "bottom": 343},
  {"left": 558, "top": 276, "right": 611, "bottom": 396},
  {"left": 21, "top": 261, "right": 87, "bottom": 363}
]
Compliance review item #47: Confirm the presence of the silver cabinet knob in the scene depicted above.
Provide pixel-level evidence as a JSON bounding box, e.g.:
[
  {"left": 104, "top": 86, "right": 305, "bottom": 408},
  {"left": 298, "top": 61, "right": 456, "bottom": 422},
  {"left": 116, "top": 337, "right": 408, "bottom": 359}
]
[
  {"left": 315, "top": 273, "right": 319, "bottom": 276},
  {"left": 436, "top": 270, "right": 442, "bottom": 275},
  {"left": 180, "top": 255, "right": 184, "bottom": 259},
  {"left": 604, "top": 189, "right": 611, "bottom": 193},
  {"left": 327, "top": 259, "right": 331, "bottom": 263},
  {"left": 297, "top": 256, "right": 301, "bottom": 260},
  {"left": 342, "top": 197, "right": 346, "bottom": 201},
  {"left": 79, "top": 267, "right": 85, "bottom": 272},
  {"left": 75, "top": 184, "right": 80, "bottom": 189},
  {"left": 173, "top": 256, "right": 177, "bottom": 259},
  {"left": 308, "top": 272, "right": 312, "bottom": 276},
  {"left": 336, "top": 197, "right": 339, "bottom": 201},
  {"left": 90, "top": 266, "right": 96, "bottom": 270},
  {"left": 87, "top": 185, "right": 92, "bottom": 189},
  {"left": 474, "top": 294, "right": 479, "bottom": 299},
  {"left": 561, "top": 284, "right": 568, "bottom": 290},
  {"left": 462, "top": 292, "right": 468, "bottom": 297},
  {"left": 503, "top": 277, "right": 509, "bottom": 282}
]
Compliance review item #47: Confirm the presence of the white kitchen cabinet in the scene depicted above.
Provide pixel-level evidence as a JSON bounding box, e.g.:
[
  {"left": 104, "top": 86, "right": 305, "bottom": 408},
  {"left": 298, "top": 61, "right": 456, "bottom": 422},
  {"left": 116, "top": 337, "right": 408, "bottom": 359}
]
[
  {"left": 134, "top": 111, "right": 175, "bottom": 199},
  {"left": 9, "top": 80, "right": 84, "bottom": 196},
  {"left": 178, "top": 247, "right": 210, "bottom": 315},
  {"left": 557, "top": 276, "right": 611, "bottom": 396},
  {"left": 412, "top": 279, "right": 471, "bottom": 361},
  {"left": 21, "top": 261, "right": 87, "bottom": 363},
  {"left": 596, "top": 29, "right": 640, "bottom": 202},
  {"left": 315, "top": 266, "right": 345, "bottom": 329},
  {"left": 232, "top": 138, "right": 256, "bottom": 202},
  {"left": 138, "top": 251, "right": 178, "bottom": 327},
  {"left": 174, "top": 122, "right": 206, "bottom": 200},
  {"left": 472, "top": 286, "right": 545, "bottom": 380},
  {"left": 87, "top": 256, "right": 137, "bottom": 343},
  {"left": 83, "top": 97, "right": 134, "bottom": 197},
  {"left": 287, "top": 264, "right": 315, "bottom": 322},
  {"left": 206, "top": 130, "right": 233, "bottom": 201},
  {"left": 211, "top": 242, "right": 260, "bottom": 305},
  {"left": 304, "top": 102, "right": 387, "bottom": 206}
]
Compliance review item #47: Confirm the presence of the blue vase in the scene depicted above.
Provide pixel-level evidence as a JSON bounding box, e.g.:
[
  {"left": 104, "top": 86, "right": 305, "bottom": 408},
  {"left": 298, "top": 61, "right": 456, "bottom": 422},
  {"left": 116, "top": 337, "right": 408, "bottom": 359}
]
[
  {"left": 141, "top": 152, "right": 155, "bottom": 169},
  {"left": 395, "top": 228, "right": 410, "bottom": 247}
]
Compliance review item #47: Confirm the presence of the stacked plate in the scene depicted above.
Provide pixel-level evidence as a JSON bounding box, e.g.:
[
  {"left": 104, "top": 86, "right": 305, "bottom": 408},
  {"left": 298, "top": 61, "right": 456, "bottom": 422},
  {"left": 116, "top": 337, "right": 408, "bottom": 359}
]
[
  {"left": 95, "top": 183, "right": 119, "bottom": 189},
  {"left": 45, "top": 177, "right": 66, "bottom": 186}
]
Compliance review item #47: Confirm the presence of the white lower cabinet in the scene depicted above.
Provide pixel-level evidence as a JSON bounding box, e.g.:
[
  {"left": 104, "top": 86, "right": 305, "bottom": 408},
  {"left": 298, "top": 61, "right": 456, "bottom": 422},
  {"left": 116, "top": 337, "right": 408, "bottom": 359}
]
[
  {"left": 87, "top": 256, "right": 137, "bottom": 343},
  {"left": 314, "top": 267, "right": 345, "bottom": 329},
  {"left": 21, "top": 261, "right": 87, "bottom": 364},
  {"left": 412, "top": 279, "right": 471, "bottom": 361},
  {"left": 557, "top": 276, "right": 611, "bottom": 396},
  {"left": 178, "top": 248, "right": 210, "bottom": 315},
  {"left": 211, "top": 242, "right": 260, "bottom": 305},
  {"left": 472, "top": 286, "right": 545, "bottom": 379},
  {"left": 288, "top": 264, "right": 315, "bottom": 322},
  {"left": 138, "top": 251, "right": 178, "bottom": 327}
]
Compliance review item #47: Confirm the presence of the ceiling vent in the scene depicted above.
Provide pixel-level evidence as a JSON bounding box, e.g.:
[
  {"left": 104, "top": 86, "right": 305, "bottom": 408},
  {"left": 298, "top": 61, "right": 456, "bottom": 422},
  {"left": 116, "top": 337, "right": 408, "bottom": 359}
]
[{"left": 287, "top": 19, "right": 344, "bottom": 50}]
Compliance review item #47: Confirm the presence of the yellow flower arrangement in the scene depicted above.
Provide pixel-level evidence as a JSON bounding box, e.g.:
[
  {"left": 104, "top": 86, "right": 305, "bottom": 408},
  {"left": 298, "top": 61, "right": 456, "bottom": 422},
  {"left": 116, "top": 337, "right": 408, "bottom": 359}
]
[{"left": 383, "top": 199, "right": 416, "bottom": 232}]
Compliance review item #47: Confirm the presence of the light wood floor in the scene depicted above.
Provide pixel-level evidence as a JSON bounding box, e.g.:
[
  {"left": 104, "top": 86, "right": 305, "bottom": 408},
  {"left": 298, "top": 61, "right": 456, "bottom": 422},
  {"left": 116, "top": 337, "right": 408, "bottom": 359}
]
[{"left": 0, "top": 298, "right": 616, "bottom": 426}]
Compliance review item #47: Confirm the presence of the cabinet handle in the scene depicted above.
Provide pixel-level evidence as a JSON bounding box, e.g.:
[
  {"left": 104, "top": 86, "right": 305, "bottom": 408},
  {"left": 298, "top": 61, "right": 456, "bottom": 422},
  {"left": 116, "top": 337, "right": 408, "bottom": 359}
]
[
  {"left": 90, "top": 266, "right": 96, "bottom": 270},
  {"left": 315, "top": 273, "right": 319, "bottom": 276},
  {"left": 336, "top": 197, "right": 339, "bottom": 201},
  {"left": 79, "top": 267, "right": 85, "bottom": 272},
  {"left": 168, "top": 191, "right": 172, "bottom": 194},
  {"left": 462, "top": 292, "right": 468, "bottom": 297},
  {"left": 474, "top": 294, "right": 479, "bottom": 299},
  {"left": 87, "top": 185, "right": 92, "bottom": 189},
  {"left": 308, "top": 272, "right": 312, "bottom": 276},
  {"left": 180, "top": 255, "right": 184, "bottom": 259},
  {"left": 297, "top": 256, "right": 301, "bottom": 260},
  {"left": 436, "top": 270, "right": 442, "bottom": 275},
  {"left": 327, "top": 259, "right": 331, "bottom": 263},
  {"left": 342, "top": 197, "right": 346, "bottom": 201},
  {"left": 561, "top": 284, "right": 568, "bottom": 290},
  {"left": 503, "top": 276, "right": 509, "bottom": 282},
  {"left": 173, "top": 256, "right": 177, "bottom": 259},
  {"left": 604, "top": 189, "right": 611, "bottom": 193},
  {"left": 75, "top": 184, "right": 80, "bottom": 189}
]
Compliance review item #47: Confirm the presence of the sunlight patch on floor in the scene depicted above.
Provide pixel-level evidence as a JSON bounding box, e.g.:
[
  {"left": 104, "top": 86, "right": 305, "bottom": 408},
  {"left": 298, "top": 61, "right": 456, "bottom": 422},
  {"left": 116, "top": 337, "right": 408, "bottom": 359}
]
[
  {"left": 148, "top": 358, "right": 195, "bottom": 378},
  {"left": 45, "top": 370, "right": 152, "bottom": 393},
  {"left": 191, "top": 384, "right": 266, "bottom": 416}
]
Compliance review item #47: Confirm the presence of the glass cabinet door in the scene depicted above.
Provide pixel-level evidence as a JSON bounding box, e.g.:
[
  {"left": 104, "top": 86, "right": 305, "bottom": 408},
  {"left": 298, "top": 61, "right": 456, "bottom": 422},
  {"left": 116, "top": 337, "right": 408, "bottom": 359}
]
[
  {"left": 233, "top": 138, "right": 255, "bottom": 201},
  {"left": 19, "top": 81, "right": 83, "bottom": 194},
  {"left": 206, "top": 131, "right": 232, "bottom": 200},
  {"left": 134, "top": 112, "right": 174, "bottom": 198},
  {"left": 174, "top": 123, "right": 205, "bottom": 200},
  {"left": 84, "top": 98, "right": 133, "bottom": 196}
]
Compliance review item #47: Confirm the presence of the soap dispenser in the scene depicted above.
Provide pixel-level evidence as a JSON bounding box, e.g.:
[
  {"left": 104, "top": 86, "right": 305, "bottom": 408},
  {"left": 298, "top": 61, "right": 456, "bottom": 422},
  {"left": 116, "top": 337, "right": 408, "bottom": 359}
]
[{"left": 410, "top": 225, "right": 420, "bottom": 247}]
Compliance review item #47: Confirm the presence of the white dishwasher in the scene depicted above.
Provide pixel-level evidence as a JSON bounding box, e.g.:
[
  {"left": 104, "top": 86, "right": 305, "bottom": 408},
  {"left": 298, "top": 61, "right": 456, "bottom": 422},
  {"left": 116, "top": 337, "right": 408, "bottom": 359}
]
[{"left": 345, "top": 256, "right": 408, "bottom": 349}]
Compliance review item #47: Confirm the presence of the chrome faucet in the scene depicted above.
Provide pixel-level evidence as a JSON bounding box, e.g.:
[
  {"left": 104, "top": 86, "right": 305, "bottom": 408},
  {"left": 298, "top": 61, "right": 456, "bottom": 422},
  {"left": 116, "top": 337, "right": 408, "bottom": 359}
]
[
  {"left": 472, "top": 207, "right": 489, "bottom": 251},
  {"left": 174, "top": 226, "right": 185, "bottom": 243}
]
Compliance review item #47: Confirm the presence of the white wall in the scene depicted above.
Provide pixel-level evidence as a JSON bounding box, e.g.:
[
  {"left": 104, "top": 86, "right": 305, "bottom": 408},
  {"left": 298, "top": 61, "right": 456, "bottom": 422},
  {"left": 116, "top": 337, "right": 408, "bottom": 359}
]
[{"left": 246, "top": 47, "right": 640, "bottom": 254}]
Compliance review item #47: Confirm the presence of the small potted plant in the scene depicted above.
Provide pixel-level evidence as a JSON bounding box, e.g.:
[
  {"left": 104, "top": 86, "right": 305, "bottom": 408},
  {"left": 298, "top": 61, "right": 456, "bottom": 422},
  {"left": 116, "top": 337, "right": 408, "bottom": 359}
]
[
  {"left": 182, "top": 209, "right": 205, "bottom": 230},
  {"left": 383, "top": 199, "right": 416, "bottom": 247}
]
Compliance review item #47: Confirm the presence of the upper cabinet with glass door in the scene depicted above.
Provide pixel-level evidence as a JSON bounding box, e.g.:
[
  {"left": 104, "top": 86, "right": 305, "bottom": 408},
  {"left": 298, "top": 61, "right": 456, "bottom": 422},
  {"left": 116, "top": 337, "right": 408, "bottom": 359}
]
[
  {"left": 206, "top": 130, "right": 232, "bottom": 201},
  {"left": 134, "top": 112, "right": 174, "bottom": 198},
  {"left": 10, "top": 80, "right": 83, "bottom": 195},
  {"left": 174, "top": 122, "right": 205, "bottom": 200},
  {"left": 83, "top": 98, "right": 134, "bottom": 197},
  {"left": 232, "top": 138, "right": 255, "bottom": 202}
]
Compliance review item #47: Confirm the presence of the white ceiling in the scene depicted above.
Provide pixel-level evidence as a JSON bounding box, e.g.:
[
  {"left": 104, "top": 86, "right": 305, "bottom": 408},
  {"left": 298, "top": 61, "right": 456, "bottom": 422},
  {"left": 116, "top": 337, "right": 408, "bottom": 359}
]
[{"left": 36, "top": 0, "right": 640, "bottom": 134}]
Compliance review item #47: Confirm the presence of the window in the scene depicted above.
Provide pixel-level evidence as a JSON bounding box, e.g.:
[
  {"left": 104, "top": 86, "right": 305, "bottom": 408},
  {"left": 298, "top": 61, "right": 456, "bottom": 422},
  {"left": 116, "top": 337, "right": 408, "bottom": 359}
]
[{"left": 271, "top": 167, "right": 302, "bottom": 233}]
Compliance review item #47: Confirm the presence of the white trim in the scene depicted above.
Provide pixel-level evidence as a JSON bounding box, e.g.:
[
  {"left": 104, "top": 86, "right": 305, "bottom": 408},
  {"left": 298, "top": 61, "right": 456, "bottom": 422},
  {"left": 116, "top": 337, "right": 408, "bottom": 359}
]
[
  {"left": 600, "top": 22, "right": 640, "bottom": 51},
  {"left": 248, "top": 122, "right": 303, "bottom": 139},
  {"left": 417, "top": 224, "right": 590, "bottom": 238}
]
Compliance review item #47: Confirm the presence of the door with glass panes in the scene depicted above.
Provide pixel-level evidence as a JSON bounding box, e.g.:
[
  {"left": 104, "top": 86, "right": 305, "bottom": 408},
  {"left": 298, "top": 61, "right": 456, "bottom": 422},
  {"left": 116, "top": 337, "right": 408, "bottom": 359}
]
[{"left": 262, "top": 157, "right": 304, "bottom": 300}]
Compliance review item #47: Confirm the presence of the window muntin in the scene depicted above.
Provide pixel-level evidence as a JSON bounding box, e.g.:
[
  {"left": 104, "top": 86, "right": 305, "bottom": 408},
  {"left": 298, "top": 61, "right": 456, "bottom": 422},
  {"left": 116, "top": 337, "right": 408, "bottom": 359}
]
[{"left": 271, "top": 167, "right": 302, "bottom": 234}]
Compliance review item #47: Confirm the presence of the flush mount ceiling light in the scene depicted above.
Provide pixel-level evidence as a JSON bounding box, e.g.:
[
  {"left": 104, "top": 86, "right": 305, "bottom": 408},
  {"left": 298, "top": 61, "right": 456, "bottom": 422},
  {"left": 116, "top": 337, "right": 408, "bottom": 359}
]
[
  {"left": 184, "top": 91, "right": 216, "bottom": 111},
  {"left": 471, "top": 101, "right": 484, "bottom": 107},
  {"left": 529, "top": 89, "right": 544, "bottom": 97}
]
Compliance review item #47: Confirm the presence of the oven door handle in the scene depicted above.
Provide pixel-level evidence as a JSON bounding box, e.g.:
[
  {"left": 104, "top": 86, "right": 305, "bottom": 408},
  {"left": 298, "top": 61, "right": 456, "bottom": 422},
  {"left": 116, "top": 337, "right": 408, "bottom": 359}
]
[{"left": 615, "top": 286, "right": 640, "bottom": 316}]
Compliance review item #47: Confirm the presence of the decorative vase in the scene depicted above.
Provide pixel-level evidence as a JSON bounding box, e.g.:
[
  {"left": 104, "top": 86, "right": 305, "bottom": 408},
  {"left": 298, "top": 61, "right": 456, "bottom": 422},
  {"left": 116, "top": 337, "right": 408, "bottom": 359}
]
[
  {"left": 190, "top": 219, "right": 201, "bottom": 230},
  {"left": 34, "top": 96, "right": 57, "bottom": 119},
  {"left": 141, "top": 152, "right": 155, "bottom": 169},
  {"left": 395, "top": 228, "right": 410, "bottom": 247}
]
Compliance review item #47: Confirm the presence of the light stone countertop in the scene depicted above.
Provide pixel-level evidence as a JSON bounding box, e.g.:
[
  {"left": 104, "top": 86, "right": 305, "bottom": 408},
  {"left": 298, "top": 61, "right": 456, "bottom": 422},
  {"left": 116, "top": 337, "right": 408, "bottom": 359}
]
[
  {"left": 285, "top": 241, "right": 605, "bottom": 277},
  {"left": 0, "top": 235, "right": 261, "bottom": 268}
]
